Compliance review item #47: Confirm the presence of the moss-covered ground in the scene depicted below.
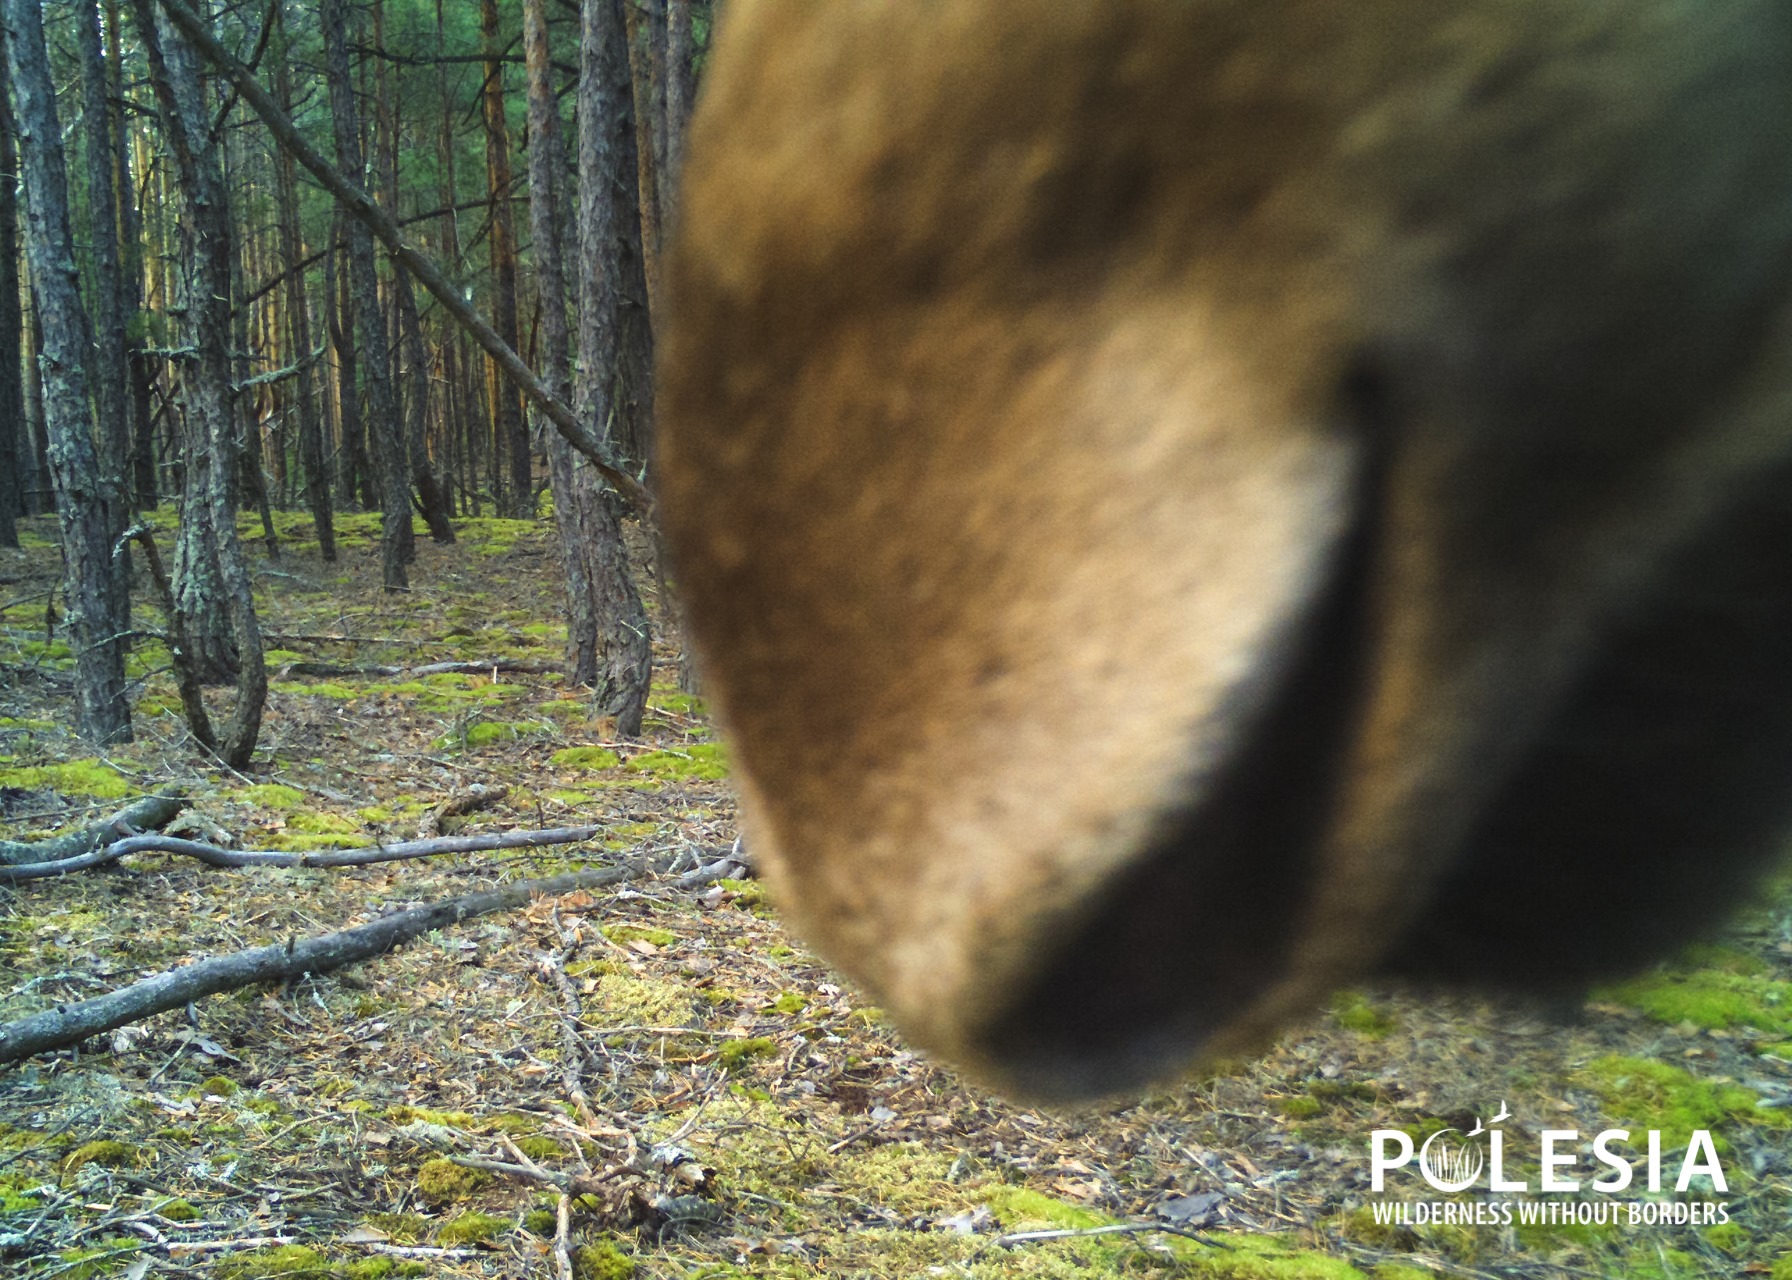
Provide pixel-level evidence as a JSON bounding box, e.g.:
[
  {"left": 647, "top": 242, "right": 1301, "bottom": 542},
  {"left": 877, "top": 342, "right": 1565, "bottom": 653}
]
[{"left": 2, "top": 508, "right": 1790, "bottom": 1279}]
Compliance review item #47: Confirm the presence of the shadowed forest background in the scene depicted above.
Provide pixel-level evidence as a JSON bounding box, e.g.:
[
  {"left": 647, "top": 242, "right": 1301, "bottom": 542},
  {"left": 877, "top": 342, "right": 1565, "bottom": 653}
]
[{"left": 0, "top": 3, "right": 1790, "bottom": 1278}]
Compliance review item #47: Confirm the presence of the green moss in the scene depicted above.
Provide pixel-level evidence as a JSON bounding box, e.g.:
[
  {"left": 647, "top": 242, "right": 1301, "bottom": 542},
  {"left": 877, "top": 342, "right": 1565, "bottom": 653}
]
[
  {"left": 61, "top": 1140, "right": 141, "bottom": 1173},
  {"left": 0, "top": 715, "right": 55, "bottom": 730},
  {"left": 548, "top": 789, "right": 593, "bottom": 805},
  {"left": 260, "top": 832, "right": 367, "bottom": 851},
  {"left": 388, "top": 1106, "right": 477, "bottom": 1129},
  {"left": 362, "top": 1213, "right": 427, "bottom": 1245},
  {"left": 154, "top": 1199, "right": 201, "bottom": 1222},
  {"left": 979, "top": 1185, "right": 1116, "bottom": 1232},
  {"left": 602, "top": 923, "right": 677, "bottom": 948},
  {"left": 593, "top": 971, "right": 697, "bottom": 1027},
  {"left": 1332, "top": 991, "right": 1397, "bottom": 1038},
  {"left": 55, "top": 1238, "right": 145, "bottom": 1280},
  {"left": 344, "top": 1259, "right": 395, "bottom": 1280},
  {"left": 1574, "top": 1055, "right": 1785, "bottom": 1151},
  {"left": 269, "top": 680, "right": 360, "bottom": 699},
  {"left": 574, "top": 1238, "right": 636, "bottom": 1280},
  {"left": 286, "top": 811, "right": 361, "bottom": 835},
  {"left": 718, "top": 878, "right": 765, "bottom": 909},
  {"left": 524, "top": 1209, "right": 558, "bottom": 1235},
  {"left": 237, "top": 783, "right": 307, "bottom": 810},
  {"left": 197, "top": 1074, "right": 240, "bottom": 1097},
  {"left": 261, "top": 649, "right": 309, "bottom": 666},
  {"left": 513, "top": 1136, "right": 564, "bottom": 1161},
  {"left": 436, "top": 1211, "right": 512, "bottom": 1245},
  {"left": 216, "top": 1244, "right": 333, "bottom": 1280},
  {"left": 716, "top": 1037, "right": 778, "bottom": 1073},
  {"left": 1761, "top": 1041, "right": 1792, "bottom": 1060},
  {"left": 766, "top": 992, "right": 808, "bottom": 1016},
  {"left": 357, "top": 805, "right": 396, "bottom": 824},
  {"left": 1772, "top": 1252, "right": 1792, "bottom": 1280},
  {"left": 0, "top": 758, "right": 132, "bottom": 799},
  {"left": 551, "top": 746, "right": 621, "bottom": 771},
  {"left": 1703, "top": 1221, "right": 1747, "bottom": 1253},
  {"left": 1279, "top": 1095, "right": 1323, "bottom": 1119},
  {"left": 647, "top": 691, "right": 707, "bottom": 717},
  {"left": 1597, "top": 969, "right": 1792, "bottom": 1037},
  {"left": 624, "top": 743, "right": 729, "bottom": 781},
  {"left": 416, "top": 1156, "right": 489, "bottom": 1203}
]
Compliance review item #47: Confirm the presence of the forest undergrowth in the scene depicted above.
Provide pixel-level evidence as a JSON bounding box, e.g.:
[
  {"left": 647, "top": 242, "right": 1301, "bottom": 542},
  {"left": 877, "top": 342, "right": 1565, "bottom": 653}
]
[{"left": 1, "top": 510, "right": 1789, "bottom": 1280}]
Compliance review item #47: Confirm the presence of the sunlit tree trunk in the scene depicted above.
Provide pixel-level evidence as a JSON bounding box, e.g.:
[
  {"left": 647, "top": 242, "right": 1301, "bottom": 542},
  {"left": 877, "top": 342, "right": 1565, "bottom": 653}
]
[{"left": 3, "top": 0, "right": 131, "bottom": 742}]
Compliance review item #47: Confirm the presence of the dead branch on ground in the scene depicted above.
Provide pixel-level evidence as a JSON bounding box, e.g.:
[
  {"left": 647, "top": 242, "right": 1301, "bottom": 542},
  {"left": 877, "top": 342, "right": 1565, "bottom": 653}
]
[
  {"left": 0, "top": 795, "right": 185, "bottom": 867},
  {"left": 0, "top": 822, "right": 608, "bottom": 882},
  {"left": 0, "top": 863, "right": 637, "bottom": 1064}
]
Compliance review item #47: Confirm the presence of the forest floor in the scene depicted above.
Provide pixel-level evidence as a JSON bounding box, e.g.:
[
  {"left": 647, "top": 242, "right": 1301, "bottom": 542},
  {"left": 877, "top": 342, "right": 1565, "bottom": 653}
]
[{"left": 1, "top": 508, "right": 1790, "bottom": 1280}]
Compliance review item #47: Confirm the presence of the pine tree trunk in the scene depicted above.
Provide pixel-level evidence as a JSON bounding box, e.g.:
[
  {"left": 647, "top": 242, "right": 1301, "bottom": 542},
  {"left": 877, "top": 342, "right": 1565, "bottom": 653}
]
[
  {"left": 72, "top": 0, "right": 133, "bottom": 617},
  {"left": 0, "top": 21, "right": 25, "bottom": 548},
  {"left": 571, "top": 0, "right": 652, "bottom": 736},
  {"left": 481, "top": 0, "right": 532, "bottom": 517},
  {"left": 106, "top": 0, "right": 154, "bottom": 510},
  {"left": 395, "top": 266, "right": 454, "bottom": 543},
  {"left": 269, "top": 3, "right": 333, "bottom": 560},
  {"left": 3, "top": 0, "right": 131, "bottom": 742},
  {"left": 321, "top": 0, "right": 411, "bottom": 589},
  {"left": 128, "top": 0, "right": 265, "bottom": 766}
]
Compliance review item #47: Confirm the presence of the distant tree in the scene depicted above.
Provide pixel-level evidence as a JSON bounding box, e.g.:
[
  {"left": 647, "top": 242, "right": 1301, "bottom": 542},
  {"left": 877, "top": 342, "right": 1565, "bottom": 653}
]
[
  {"left": 3, "top": 0, "right": 131, "bottom": 742},
  {"left": 321, "top": 0, "right": 412, "bottom": 589},
  {"left": 268, "top": 1, "right": 334, "bottom": 560},
  {"left": 481, "top": 0, "right": 531, "bottom": 517}
]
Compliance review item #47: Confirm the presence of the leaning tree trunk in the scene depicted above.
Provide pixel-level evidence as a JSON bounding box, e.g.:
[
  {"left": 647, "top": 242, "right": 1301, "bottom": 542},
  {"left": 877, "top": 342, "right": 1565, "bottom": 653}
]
[
  {"left": 129, "top": 0, "right": 264, "bottom": 767},
  {"left": 3, "top": 0, "right": 131, "bottom": 742},
  {"left": 320, "top": 0, "right": 411, "bottom": 588},
  {"left": 569, "top": 0, "right": 653, "bottom": 736}
]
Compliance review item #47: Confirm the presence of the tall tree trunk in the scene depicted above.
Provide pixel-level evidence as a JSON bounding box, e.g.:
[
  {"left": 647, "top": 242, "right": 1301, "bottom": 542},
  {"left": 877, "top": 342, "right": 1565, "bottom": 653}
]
[
  {"left": 129, "top": 0, "right": 265, "bottom": 767},
  {"left": 3, "top": 0, "right": 131, "bottom": 742},
  {"left": 569, "top": 0, "right": 652, "bottom": 735},
  {"left": 321, "top": 0, "right": 411, "bottom": 589},
  {"left": 325, "top": 235, "right": 369, "bottom": 509},
  {"left": 73, "top": 0, "right": 132, "bottom": 614},
  {"left": 106, "top": 0, "right": 154, "bottom": 509},
  {"left": 620, "top": 0, "right": 662, "bottom": 324},
  {"left": 664, "top": 0, "right": 693, "bottom": 219},
  {"left": 481, "top": 0, "right": 531, "bottom": 517},
  {"left": 394, "top": 267, "right": 453, "bottom": 543},
  {"left": 269, "top": 2, "right": 332, "bottom": 559},
  {"left": 0, "top": 21, "right": 24, "bottom": 548}
]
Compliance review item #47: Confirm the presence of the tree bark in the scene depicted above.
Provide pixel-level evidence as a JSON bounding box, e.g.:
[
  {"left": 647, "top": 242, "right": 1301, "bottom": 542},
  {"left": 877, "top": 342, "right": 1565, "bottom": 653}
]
[
  {"left": 270, "top": 4, "right": 333, "bottom": 560},
  {"left": 571, "top": 0, "right": 653, "bottom": 736},
  {"left": 128, "top": 0, "right": 265, "bottom": 767},
  {"left": 0, "top": 21, "right": 24, "bottom": 548},
  {"left": 395, "top": 265, "right": 454, "bottom": 542},
  {"left": 321, "top": 0, "right": 412, "bottom": 589},
  {"left": 482, "top": 0, "right": 532, "bottom": 517},
  {"left": 106, "top": 0, "right": 155, "bottom": 510},
  {"left": 620, "top": 0, "right": 663, "bottom": 324},
  {"left": 3, "top": 0, "right": 132, "bottom": 743}
]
